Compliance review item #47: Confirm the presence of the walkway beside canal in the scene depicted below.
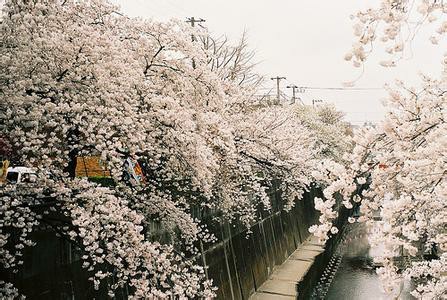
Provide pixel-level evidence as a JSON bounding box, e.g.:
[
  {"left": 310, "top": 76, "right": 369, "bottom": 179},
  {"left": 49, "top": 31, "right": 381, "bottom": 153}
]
[{"left": 249, "top": 235, "right": 325, "bottom": 299}]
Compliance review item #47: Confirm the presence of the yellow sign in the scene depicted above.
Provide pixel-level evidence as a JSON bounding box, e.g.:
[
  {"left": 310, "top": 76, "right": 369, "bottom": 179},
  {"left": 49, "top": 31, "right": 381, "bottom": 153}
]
[{"left": 75, "top": 156, "right": 111, "bottom": 177}]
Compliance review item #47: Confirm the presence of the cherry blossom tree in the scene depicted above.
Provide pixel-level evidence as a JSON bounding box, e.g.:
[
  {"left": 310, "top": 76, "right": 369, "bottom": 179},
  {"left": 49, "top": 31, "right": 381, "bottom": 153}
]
[
  {"left": 222, "top": 105, "right": 315, "bottom": 222},
  {"left": 312, "top": 87, "right": 446, "bottom": 298},
  {"left": 348, "top": 2, "right": 446, "bottom": 298},
  {"left": 311, "top": 1, "right": 446, "bottom": 298},
  {"left": 0, "top": 0, "right": 231, "bottom": 297},
  {"left": 200, "top": 32, "right": 263, "bottom": 89},
  {"left": 294, "top": 104, "right": 352, "bottom": 162}
]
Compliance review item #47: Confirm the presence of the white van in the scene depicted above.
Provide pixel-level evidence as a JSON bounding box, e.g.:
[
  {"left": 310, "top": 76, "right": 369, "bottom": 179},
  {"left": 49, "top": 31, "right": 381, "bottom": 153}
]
[{"left": 6, "top": 167, "right": 37, "bottom": 184}]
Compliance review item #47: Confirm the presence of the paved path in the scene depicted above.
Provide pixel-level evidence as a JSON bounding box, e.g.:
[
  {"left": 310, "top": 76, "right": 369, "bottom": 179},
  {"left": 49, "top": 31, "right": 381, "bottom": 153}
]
[{"left": 249, "top": 236, "right": 325, "bottom": 299}]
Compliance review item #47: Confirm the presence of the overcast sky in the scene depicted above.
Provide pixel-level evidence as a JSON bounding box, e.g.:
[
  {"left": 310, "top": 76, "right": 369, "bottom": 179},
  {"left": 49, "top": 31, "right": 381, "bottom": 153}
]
[{"left": 117, "top": 0, "right": 446, "bottom": 124}]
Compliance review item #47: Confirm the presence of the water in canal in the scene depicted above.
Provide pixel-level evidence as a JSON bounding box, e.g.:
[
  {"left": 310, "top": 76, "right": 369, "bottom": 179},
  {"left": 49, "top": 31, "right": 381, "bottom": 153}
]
[{"left": 312, "top": 223, "right": 415, "bottom": 300}]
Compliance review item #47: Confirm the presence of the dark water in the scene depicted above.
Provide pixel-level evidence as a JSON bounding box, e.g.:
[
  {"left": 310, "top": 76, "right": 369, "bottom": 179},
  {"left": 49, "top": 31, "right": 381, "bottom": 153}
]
[
  {"left": 314, "top": 223, "right": 414, "bottom": 300},
  {"left": 326, "top": 256, "right": 392, "bottom": 300}
]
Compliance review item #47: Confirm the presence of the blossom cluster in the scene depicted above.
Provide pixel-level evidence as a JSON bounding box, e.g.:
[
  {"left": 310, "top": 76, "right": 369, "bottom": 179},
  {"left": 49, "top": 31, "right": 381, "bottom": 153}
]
[{"left": 345, "top": 0, "right": 447, "bottom": 68}]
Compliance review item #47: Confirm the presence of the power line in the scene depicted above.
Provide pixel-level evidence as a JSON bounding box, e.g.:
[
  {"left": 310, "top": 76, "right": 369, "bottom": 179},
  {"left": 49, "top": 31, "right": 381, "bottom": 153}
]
[
  {"left": 299, "top": 86, "right": 384, "bottom": 91},
  {"left": 259, "top": 86, "right": 383, "bottom": 92},
  {"left": 164, "top": 0, "right": 193, "bottom": 17}
]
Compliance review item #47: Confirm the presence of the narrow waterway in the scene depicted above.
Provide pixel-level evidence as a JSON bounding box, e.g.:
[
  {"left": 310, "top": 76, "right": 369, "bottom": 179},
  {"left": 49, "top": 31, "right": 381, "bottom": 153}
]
[{"left": 312, "top": 223, "right": 415, "bottom": 300}]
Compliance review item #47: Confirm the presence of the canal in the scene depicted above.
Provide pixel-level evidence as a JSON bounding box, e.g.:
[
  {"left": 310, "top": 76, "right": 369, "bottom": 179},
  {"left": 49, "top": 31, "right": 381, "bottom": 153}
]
[{"left": 311, "top": 222, "right": 415, "bottom": 300}]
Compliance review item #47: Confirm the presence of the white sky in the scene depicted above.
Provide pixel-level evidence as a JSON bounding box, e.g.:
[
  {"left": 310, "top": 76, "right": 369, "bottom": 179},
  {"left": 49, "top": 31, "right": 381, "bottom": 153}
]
[{"left": 117, "top": 0, "right": 446, "bottom": 124}]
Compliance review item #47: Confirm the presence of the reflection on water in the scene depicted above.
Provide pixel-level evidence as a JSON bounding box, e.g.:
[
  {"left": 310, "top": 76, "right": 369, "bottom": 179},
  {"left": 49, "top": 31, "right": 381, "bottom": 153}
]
[
  {"left": 317, "top": 223, "right": 415, "bottom": 300},
  {"left": 326, "top": 256, "right": 392, "bottom": 300}
]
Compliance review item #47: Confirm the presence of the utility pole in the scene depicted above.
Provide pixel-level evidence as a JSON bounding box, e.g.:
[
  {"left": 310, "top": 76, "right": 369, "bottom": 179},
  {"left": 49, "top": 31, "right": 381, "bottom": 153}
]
[
  {"left": 186, "top": 17, "right": 205, "bottom": 69},
  {"left": 271, "top": 76, "right": 286, "bottom": 104},
  {"left": 186, "top": 17, "right": 205, "bottom": 41},
  {"left": 286, "top": 85, "right": 299, "bottom": 104},
  {"left": 312, "top": 99, "right": 323, "bottom": 107}
]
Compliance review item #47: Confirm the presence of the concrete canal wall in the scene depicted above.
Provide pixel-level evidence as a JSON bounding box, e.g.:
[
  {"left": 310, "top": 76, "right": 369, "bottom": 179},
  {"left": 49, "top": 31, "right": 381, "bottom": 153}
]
[{"left": 201, "top": 187, "right": 324, "bottom": 300}]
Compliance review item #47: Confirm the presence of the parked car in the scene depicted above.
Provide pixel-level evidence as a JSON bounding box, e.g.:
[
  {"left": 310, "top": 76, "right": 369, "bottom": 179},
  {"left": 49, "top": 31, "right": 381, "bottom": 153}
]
[{"left": 6, "top": 166, "right": 37, "bottom": 184}]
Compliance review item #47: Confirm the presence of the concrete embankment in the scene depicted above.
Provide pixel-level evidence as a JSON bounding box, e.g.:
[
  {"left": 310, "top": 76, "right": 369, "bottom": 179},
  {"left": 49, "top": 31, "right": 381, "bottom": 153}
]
[
  {"left": 202, "top": 187, "right": 349, "bottom": 300},
  {"left": 248, "top": 212, "right": 348, "bottom": 300},
  {"left": 249, "top": 235, "right": 325, "bottom": 299},
  {"left": 202, "top": 187, "right": 323, "bottom": 299}
]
